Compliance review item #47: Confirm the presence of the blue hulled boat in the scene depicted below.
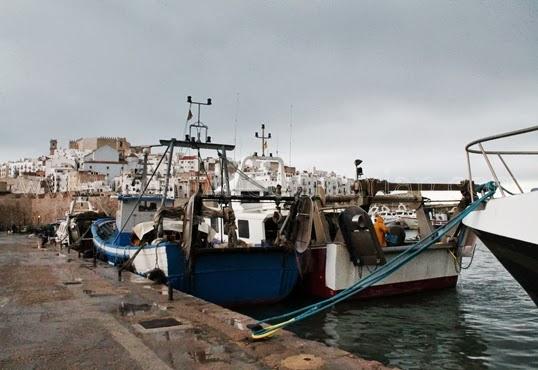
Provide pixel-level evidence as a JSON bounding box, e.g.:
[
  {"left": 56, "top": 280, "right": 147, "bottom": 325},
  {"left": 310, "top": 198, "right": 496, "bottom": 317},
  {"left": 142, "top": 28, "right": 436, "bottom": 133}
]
[
  {"left": 92, "top": 101, "right": 299, "bottom": 305},
  {"left": 92, "top": 212, "right": 299, "bottom": 306}
]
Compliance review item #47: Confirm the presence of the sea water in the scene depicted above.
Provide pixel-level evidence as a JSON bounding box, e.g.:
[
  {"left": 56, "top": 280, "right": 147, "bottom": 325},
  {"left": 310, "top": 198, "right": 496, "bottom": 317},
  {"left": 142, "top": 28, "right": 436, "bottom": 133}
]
[{"left": 241, "top": 245, "right": 538, "bottom": 369}]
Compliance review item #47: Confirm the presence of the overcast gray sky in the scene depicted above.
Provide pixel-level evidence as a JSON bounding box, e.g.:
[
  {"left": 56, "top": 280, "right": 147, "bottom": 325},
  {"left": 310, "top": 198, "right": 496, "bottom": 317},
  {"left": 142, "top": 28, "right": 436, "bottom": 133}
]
[{"left": 1, "top": 1, "right": 537, "bottom": 184}]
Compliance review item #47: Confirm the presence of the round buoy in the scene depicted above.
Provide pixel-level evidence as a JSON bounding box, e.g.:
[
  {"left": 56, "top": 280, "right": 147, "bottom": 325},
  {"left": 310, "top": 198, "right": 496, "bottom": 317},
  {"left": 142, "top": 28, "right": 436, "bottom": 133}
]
[{"left": 280, "top": 353, "right": 324, "bottom": 370}]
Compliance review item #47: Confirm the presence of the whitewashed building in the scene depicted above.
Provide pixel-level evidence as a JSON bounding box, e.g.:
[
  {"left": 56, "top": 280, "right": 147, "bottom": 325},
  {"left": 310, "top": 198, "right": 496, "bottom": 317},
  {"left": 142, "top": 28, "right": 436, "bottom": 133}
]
[
  {"left": 2, "top": 158, "right": 46, "bottom": 177},
  {"left": 80, "top": 145, "right": 138, "bottom": 186},
  {"left": 47, "top": 167, "right": 71, "bottom": 193}
]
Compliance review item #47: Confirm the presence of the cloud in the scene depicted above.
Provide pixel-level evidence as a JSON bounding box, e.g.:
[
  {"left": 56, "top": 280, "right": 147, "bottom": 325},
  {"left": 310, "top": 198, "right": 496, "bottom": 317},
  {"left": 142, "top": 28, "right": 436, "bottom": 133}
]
[{"left": 1, "top": 1, "right": 536, "bottom": 182}]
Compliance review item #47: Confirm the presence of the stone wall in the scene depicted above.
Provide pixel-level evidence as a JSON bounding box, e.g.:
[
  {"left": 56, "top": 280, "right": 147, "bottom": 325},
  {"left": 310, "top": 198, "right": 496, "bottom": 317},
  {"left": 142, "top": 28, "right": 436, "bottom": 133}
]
[
  {"left": 0, "top": 195, "right": 32, "bottom": 229},
  {"left": 0, "top": 193, "right": 118, "bottom": 230}
]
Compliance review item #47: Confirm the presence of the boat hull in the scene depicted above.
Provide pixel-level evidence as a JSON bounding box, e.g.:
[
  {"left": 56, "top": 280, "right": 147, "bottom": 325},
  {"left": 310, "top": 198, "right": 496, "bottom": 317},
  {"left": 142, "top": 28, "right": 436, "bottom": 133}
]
[
  {"left": 92, "top": 219, "right": 299, "bottom": 306},
  {"left": 468, "top": 229, "right": 538, "bottom": 305},
  {"left": 303, "top": 244, "right": 459, "bottom": 299},
  {"left": 173, "top": 248, "right": 299, "bottom": 306},
  {"left": 463, "top": 191, "right": 538, "bottom": 305}
]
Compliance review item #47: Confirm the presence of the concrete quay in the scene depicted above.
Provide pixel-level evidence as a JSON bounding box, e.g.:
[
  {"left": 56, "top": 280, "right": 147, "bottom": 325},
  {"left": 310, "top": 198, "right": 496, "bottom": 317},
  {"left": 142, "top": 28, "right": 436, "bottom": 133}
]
[{"left": 0, "top": 234, "right": 390, "bottom": 370}]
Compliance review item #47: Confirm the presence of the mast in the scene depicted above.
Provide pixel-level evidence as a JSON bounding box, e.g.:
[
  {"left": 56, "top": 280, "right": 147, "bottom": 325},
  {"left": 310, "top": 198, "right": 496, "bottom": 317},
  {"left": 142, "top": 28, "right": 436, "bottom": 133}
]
[
  {"left": 186, "top": 96, "right": 212, "bottom": 191},
  {"left": 141, "top": 147, "right": 149, "bottom": 191},
  {"left": 255, "top": 123, "right": 271, "bottom": 157},
  {"left": 161, "top": 141, "right": 174, "bottom": 208},
  {"left": 234, "top": 92, "right": 239, "bottom": 161}
]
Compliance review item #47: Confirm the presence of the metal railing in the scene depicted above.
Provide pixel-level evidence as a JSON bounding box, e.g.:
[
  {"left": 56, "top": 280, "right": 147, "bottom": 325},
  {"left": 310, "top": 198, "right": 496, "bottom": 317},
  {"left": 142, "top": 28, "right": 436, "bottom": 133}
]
[{"left": 465, "top": 125, "right": 538, "bottom": 198}]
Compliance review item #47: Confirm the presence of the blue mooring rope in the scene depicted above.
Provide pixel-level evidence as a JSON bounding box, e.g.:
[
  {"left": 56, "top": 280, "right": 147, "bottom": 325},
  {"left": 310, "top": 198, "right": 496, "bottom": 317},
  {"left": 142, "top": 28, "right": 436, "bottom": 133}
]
[{"left": 250, "top": 181, "right": 497, "bottom": 339}]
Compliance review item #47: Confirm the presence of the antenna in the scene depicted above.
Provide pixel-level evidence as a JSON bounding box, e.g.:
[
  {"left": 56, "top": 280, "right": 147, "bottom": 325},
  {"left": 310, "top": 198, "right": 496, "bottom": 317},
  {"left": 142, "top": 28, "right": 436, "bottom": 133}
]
[
  {"left": 185, "top": 96, "right": 212, "bottom": 143},
  {"left": 185, "top": 96, "right": 213, "bottom": 190},
  {"left": 255, "top": 123, "right": 271, "bottom": 157},
  {"left": 234, "top": 93, "right": 239, "bottom": 161},
  {"left": 289, "top": 104, "right": 293, "bottom": 165}
]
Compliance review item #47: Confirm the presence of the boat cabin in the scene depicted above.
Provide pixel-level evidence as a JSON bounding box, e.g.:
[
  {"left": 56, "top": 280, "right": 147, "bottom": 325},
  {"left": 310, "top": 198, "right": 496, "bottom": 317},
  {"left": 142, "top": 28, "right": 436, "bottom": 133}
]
[
  {"left": 207, "top": 206, "right": 287, "bottom": 247},
  {"left": 116, "top": 195, "right": 174, "bottom": 232}
]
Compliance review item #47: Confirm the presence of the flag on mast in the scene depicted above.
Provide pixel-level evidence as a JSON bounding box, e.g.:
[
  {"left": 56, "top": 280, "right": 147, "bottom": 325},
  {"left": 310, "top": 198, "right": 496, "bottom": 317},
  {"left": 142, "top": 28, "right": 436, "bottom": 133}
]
[{"left": 187, "top": 109, "right": 193, "bottom": 121}]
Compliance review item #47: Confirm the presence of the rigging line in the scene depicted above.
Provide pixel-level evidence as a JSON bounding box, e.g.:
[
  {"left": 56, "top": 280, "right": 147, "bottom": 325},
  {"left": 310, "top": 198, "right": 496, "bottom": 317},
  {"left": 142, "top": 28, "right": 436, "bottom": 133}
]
[
  {"left": 197, "top": 151, "right": 215, "bottom": 195},
  {"left": 179, "top": 102, "right": 193, "bottom": 156},
  {"left": 460, "top": 243, "right": 478, "bottom": 270},
  {"left": 226, "top": 159, "right": 274, "bottom": 194},
  {"left": 112, "top": 145, "right": 169, "bottom": 246}
]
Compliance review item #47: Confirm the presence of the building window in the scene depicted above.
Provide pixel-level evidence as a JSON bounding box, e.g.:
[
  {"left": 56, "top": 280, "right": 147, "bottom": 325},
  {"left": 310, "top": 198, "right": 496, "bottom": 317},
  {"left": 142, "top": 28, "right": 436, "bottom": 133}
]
[{"left": 238, "top": 220, "right": 249, "bottom": 238}]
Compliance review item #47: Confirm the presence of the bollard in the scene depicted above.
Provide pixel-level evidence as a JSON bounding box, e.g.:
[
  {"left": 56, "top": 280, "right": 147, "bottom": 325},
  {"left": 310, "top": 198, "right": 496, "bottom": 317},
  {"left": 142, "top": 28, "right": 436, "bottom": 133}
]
[
  {"left": 168, "top": 282, "right": 173, "bottom": 301},
  {"left": 118, "top": 269, "right": 122, "bottom": 282}
]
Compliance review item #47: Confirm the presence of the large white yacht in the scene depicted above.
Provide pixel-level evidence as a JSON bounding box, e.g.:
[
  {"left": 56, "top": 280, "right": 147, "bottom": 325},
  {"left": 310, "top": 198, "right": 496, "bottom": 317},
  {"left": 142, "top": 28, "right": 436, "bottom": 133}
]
[{"left": 462, "top": 125, "right": 538, "bottom": 305}]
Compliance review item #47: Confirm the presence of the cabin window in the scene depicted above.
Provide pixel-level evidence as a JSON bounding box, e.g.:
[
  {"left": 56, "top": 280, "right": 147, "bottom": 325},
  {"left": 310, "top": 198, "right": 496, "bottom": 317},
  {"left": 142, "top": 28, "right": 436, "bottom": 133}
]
[
  {"left": 138, "top": 201, "right": 157, "bottom": 211},
  {"left": 238, "top": 220, "right": 249, "bottom": 238},
  {"left": 264, "top": 216, "right": 279, "bottom": 246},
  {"left": 210, "top": 217, "right": 219, "bottom": 233}
]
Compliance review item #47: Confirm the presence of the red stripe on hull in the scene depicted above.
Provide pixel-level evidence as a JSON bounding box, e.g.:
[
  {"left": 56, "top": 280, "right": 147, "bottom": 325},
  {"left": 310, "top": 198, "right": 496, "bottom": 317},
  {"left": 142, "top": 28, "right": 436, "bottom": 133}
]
[{"left": 303, "top": 247, "right": 458, "bottom": 299}]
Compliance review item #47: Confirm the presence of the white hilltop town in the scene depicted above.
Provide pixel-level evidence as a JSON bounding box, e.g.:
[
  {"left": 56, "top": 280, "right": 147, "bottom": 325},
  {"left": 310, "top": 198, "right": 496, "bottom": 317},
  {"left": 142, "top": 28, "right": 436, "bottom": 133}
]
[{"left": 0, "top": 136, "right": 355, "bottom": 198}]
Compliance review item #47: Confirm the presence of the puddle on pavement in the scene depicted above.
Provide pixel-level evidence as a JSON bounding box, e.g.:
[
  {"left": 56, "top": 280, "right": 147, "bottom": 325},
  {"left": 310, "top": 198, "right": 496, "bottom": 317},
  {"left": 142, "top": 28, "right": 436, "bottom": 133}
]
[
  {"left": 139, "top": 317, "right": 182, "bottom": 329},
  {"left": 119, "top": 302, "right": 152, "bottom": 316},
  {"left": 63, "top": 279, "right": 82, "bottom": 285},
  {"left": 188, "top": 344, "right": 227, "bottom": 364},
  {"left": 0, "top": 297, "right": 9, "bottom": 307}
]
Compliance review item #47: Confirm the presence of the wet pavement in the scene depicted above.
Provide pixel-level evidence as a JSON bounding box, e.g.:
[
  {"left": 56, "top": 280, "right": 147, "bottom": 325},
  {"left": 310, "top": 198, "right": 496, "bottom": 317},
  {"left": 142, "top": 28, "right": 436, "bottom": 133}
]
[{"left": 0, "top": 234, "right": 389, "bottom": 369}]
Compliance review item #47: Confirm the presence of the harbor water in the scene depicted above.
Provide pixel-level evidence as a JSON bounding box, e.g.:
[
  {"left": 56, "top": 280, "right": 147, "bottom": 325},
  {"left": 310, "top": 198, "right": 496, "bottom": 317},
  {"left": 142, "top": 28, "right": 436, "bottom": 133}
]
[{"left": 240, "top": 245, "right": 538, "bottom": 369}]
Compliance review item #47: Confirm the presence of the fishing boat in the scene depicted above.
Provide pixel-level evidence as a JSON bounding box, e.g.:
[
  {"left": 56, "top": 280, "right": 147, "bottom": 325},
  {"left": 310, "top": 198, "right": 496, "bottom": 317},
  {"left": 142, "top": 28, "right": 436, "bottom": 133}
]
[
  {"left": 91, "top": 194, "right": 176, "bottom": 265},
  {"left": 291, "top": 179, "right": 469, "bottom": 300},
  {"left": 56, "top": 196, "right": 105, "bottom": 253},
  {"left": 92, "top": 193, "right": 299, "bottom": 306},
  {"left": 462, "top": 125, "right": 538, "bottom": 305},
  {"left": 92, "top": 97, "right": 299, "bottom": 306}
]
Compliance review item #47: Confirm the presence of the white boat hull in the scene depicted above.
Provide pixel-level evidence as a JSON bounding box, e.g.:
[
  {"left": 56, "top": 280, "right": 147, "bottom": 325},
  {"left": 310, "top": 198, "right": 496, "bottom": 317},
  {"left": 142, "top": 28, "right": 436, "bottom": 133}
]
[{"left": 306, "top": 243, "right": 459, "bottom": 298}]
